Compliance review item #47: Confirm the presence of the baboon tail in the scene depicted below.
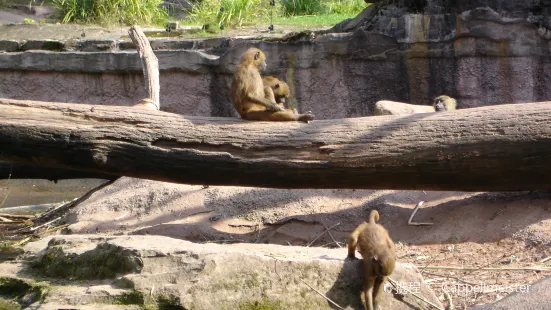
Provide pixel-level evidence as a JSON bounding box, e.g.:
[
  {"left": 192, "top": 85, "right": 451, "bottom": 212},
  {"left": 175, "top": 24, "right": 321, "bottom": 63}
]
[{"left": 368, "top": 210, "right": 380, "bottom": 224}]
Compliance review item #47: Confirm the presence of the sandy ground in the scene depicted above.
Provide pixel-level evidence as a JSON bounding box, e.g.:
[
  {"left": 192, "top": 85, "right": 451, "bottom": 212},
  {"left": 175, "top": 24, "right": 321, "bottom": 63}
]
[{"left": 34, "top": 177, "right": 547, "bottom": 309}]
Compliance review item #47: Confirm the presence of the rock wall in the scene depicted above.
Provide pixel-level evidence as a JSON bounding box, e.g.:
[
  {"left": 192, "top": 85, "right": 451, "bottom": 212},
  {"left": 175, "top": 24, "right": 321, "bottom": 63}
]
[{"left": 0, "top": 2, "right": 550, "bottom": 118}]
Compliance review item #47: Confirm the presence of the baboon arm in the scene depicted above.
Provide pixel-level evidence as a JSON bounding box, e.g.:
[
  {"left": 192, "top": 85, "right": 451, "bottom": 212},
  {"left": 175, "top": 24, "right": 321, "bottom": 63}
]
[
  {"left": 347, "top": 226, "right": 362, "bottom": 258},
  {"left": 246, "top": 92, "right": 281, "bottom": 110}
]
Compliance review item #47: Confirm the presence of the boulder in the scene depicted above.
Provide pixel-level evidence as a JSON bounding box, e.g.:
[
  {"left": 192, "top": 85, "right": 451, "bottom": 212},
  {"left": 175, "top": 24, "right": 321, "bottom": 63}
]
[{"left": 0, "top": 234, "right": 444, "bottom": 309}]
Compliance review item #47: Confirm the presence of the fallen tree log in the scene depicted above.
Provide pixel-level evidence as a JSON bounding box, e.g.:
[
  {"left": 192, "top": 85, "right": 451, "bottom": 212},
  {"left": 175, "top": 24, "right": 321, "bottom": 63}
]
[
  {"left": 0, "top": 26, "right": 156, "bottom": 182},
  {"left": 0, "top": 161, "right": 112, "bottom": 181},
  {"left": 1, "top": 98, "right": 550, "bottom": 191}
]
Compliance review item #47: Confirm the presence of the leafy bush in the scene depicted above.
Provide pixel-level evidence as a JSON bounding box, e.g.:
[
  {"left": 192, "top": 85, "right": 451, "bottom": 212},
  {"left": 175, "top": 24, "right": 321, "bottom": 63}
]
[
  {"left": 187, "top": 0, "right": 280, "bottom": 29},
  {"left": 323, "top": 0, "right": 366, "bottom": 15},
  {"left": 53, "top": 0, "right": 168, "bottom": 25}
]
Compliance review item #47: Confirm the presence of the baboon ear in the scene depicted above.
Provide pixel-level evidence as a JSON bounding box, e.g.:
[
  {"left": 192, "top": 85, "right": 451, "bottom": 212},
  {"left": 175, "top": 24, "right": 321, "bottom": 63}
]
[
  {"left": 254, "top": 52, "right": 260, "bottom": 60},
  {"left": 274, "top": 83, "right": 280, "bottom": 89}
]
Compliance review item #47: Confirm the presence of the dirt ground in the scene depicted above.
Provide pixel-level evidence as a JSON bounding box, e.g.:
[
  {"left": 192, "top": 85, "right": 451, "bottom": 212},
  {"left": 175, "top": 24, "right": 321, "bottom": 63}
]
[{"left": 36, "top": 177, "right": 547, "bottom": 309}]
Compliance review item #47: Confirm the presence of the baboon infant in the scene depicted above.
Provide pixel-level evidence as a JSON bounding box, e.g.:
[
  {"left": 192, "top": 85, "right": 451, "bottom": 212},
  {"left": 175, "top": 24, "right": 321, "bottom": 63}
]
[
  {"left": 347, "top": 210, "right": 396, "bottom": 310},
  {"left": 262, "top": 76, "right": 291, "bottom": 109}
]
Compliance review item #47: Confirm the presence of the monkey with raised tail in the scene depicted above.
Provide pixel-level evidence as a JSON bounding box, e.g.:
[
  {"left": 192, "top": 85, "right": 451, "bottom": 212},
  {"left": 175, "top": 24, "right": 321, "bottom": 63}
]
[{"left": 347, "top": 210, "right": 396, "bottom": 310}]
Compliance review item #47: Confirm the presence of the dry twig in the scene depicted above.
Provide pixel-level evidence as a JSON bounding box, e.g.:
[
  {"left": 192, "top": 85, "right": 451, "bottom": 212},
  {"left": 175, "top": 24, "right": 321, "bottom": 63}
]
[
  {"left": 387, "top": 277, "right": 443, "bottom": 310},
  {"left": 419, "top": 265, "right": 551, "bottom": 272},
  {"left": 321, "top": 219, "right": 342, "bottom": 248},
  {"left": 299, "top": 279, "right": 345, "bottom": 310},
  {"left": 306, "top": 222, "right": 341, "bottom": 247},
  {"left": 408, "top": 201, "right": 433, "bottom": 226}
]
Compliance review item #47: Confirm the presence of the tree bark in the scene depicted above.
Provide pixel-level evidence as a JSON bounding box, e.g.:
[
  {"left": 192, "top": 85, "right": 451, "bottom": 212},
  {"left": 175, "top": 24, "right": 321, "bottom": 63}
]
[
  {"left": 0, "top": 161, "right": 112, "bottom": 181},
  {"left": 1, "top": 98, "right": 551, "bottom": 191},
  {"left": 128, "top": 25, "right": 160, "bottom": 110}
]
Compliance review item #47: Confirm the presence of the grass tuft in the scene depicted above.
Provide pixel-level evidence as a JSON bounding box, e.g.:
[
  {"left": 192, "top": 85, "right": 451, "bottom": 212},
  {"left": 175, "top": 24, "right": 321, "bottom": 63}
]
[
  {"left": 323, "top": 0, "right": 366, "bottom": 15},
  {"left": 186, "top": 0, "right": 281, "bottom": 29},
  {"left": 52, "top": 0, "right": 168, "bottom": 26},
  {"left": 280, "top": 0, "right": 322, "bottom": 16}
]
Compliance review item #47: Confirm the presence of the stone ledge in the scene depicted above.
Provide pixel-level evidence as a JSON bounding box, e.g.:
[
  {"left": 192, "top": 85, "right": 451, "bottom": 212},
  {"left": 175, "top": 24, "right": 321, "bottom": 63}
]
[{"left": 8, "top": 234, "right": 444, "bottom": 310}]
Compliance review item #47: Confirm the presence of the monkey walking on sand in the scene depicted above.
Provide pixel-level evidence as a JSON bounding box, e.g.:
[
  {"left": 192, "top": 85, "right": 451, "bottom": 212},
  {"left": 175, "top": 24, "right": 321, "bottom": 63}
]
[
  {"left": 347, "top": 210, "right": 396, "bottom": 310},
  {"left": 230, "top": 48, "right": 314, "bottom": 122}
]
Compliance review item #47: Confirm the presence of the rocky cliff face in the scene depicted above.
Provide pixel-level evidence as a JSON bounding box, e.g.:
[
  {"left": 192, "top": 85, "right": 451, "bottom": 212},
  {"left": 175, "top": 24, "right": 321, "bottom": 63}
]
[
  {"left": 327, "top": 0, "right": 551, "bottom": 112},
  {"left": 0, "top": 1, "right": 550, "bottom": 118}
]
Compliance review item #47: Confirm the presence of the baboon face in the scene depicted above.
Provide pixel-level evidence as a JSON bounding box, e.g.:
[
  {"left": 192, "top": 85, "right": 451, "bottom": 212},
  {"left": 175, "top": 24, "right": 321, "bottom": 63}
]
[
  {"left": 271, "top": 81, "right": 290, "bottom": 103},
  {"left": 434, "top": 98, "right": 446, "bottom": 111},
  {"left": 433, "top": 95, "right": 457, "bottom": 112},
  {"left": 241, "top": 48, "right": 267, "bottom": 71}
]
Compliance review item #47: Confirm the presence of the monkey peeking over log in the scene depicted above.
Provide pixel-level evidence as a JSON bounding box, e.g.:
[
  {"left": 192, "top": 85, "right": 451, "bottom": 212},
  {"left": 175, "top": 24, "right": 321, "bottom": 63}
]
[
  {"left": 373, "top": 95, "right": 458, "bottom": 116},
  {"left": 230, "top": 48, "right": 314, "bottom": 122},
  {"left": 347, "top": 210, "right": 396, "bottom": 310},
  {"left": 433, "top": 95, "right": 457, "bottom": 112}
]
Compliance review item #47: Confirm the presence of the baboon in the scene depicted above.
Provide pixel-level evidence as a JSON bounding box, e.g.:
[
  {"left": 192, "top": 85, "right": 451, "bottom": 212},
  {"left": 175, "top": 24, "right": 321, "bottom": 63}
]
[
  {"left": 433, "top": 95, "right": 457, "bottom": 112},
  {"left": 347, "top": 210, "right": 396, "bottom": 310},
  {"left": 262, "top": 76, "right": 291, "bottom": 109},
  {"left": 230, "top": 48, "right": 314, "bottom": 122}
]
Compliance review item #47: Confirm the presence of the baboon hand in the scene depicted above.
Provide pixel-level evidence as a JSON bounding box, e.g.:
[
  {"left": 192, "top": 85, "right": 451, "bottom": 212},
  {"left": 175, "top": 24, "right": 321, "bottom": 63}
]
[
  {"left": 345, "top": 255, "right": 359, "bottom": 262},
  {"left": 267, "top": 102, "right": 284, "bottom": 112}
]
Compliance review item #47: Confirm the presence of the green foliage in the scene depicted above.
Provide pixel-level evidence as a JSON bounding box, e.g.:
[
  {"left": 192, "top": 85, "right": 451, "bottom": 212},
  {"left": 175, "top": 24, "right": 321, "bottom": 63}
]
[
  {"left": 183, "top": 0, "right": 367, "bottom": 30},
  {"left": 0, "top": 299, "right": 20, "bottom": 310},
  {"left": 23, "top": 18, "right": 36, "bottom": 23},
  {"left": 279, "top": 0, "right": 322, "bottom": 16},
  {"left": 323, "top": 0, "right": 366, "bottom": 15},
  {"left": 187, "top": 0, "right": 280, "bottom": 29},
  {"left": 273, "top": 13, "right": 355, "bottom": 27},
  {"left": 52, "top": 0, "right": 168, "bottom": 25},
  {"left": 280, "top": 0, "right": 366, "bottom": 16}
]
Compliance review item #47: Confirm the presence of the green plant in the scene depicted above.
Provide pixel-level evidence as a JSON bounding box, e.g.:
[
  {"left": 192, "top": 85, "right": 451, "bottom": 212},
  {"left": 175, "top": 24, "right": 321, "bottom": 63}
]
[
  {"left": 323, "top": 0, "right": 366, "bottom": 15},
  {"left": 23, "top": 18, "right": 36, "bottom": 23},
  {"left": 279, "top": 0, "right": 322, "bottom": 16},
  {"left": 52, "top": 0, "right": 168, "bottom": 25},
  {"left": 186, "top": 0, "right": 280, "bottom": 29}
]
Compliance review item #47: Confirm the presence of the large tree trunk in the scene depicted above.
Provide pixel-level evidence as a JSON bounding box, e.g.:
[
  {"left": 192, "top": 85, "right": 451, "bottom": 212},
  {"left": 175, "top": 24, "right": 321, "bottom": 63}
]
[
  {"left": 0, "top": 161, "right": 112, "bottom": 181},
  {"left": 1, "top": 98, "right": 550, "bottom": 191}
]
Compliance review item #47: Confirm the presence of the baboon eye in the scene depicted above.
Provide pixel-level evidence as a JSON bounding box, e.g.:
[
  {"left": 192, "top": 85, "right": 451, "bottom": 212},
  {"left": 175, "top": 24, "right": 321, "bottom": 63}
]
[
  {"left": 274, "top": 83, "right": 280, "bottom": 89},
  {"left": 254, "top": 52, "right": 260, "bottom": 60}
]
